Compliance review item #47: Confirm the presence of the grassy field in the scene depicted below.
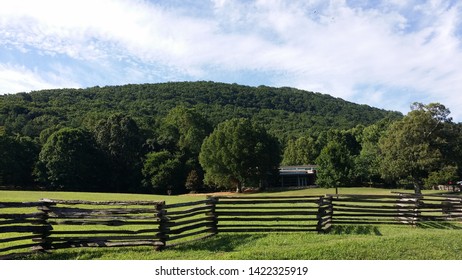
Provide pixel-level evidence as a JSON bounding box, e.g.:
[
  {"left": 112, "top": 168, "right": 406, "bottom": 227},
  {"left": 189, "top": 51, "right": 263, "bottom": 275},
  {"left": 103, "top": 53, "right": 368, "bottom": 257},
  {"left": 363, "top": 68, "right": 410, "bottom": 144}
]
[
  {"left": 0, "top": 186, "right": 426, "bottom": 203},
  {"left": 1, "top": 187, "right": 461, "bottom": 260}
]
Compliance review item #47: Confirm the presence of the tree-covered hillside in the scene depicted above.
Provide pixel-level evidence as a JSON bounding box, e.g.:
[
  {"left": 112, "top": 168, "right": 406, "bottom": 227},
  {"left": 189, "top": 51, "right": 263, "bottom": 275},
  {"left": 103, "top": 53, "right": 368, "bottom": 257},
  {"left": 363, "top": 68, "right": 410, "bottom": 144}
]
[
  {"left": 1, "top": 81, "right": 412, "bottom": 193},
  {"left": 0, "top": 81, "right": 401, "bottom": 143}
]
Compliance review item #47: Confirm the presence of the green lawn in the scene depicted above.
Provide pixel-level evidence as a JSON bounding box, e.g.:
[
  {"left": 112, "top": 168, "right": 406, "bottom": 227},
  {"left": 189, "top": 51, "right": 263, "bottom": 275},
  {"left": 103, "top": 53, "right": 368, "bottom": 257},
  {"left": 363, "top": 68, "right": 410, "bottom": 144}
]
[
  {"left": 0, "top": 189, "right": 198, "bottom": 203},
  {"left": 1, "top": 187, "right": 461, "bottom": 260},
  {"left": 0, "top": 186, "right": 428, "bottom": 203},
  {"left": 20, "top": 225, "right": 462, "bottom": 260}
]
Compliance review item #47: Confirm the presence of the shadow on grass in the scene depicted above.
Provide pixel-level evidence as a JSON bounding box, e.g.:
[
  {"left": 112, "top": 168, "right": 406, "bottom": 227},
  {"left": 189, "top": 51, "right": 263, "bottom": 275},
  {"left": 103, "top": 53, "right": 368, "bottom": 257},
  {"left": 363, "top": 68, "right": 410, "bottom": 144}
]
[
  {"left": 417, "top": 221, "right": 462, "bottom": 230},
  {"left": 21, "top": 249, "right": 107, "bottom": 260},
  {"left": 329, "top": 225, "right": 382, "bottom": 236},
  {"left": 22, "top": 235, "right": 266, "bottom": 259},
  {"left": 172, "top": 234, "right": 266, "bottom": 252}
]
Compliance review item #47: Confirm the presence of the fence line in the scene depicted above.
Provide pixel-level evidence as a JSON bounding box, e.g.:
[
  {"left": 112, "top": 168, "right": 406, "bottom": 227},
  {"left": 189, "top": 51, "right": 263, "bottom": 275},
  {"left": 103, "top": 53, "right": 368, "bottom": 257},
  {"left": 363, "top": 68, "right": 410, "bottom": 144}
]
[
  {"left": 330, "top": 193, "right": 462, "bottom": 226},
  {"left": 0, "top": 202, "right": 47, "bottom": 259},
  {"left": 1, "top": 193, "right": 461, "bottom": 259},
  {"left": 0, "top": 198, "right": 218, "bottom": 258},
  {"left": 214, "top": 195, "right": 325, "bottom": 233}
]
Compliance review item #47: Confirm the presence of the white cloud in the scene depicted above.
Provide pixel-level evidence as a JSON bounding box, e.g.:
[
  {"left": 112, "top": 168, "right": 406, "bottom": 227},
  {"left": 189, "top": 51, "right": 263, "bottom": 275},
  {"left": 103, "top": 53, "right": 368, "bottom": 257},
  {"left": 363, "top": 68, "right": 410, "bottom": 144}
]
[
  {"left": 0, "top": 63, "right": 80, "bottom": 94},
  {"left": 0, "top": 0, "right": 462, "bottom": 120}
]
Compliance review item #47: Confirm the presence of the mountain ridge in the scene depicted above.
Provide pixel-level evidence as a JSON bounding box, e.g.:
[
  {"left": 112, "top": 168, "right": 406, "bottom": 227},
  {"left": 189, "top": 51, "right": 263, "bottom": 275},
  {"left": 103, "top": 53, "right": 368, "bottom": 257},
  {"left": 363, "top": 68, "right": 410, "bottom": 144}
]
[{"left": 0, "top": 81, "right": 402, "bottom": 142}]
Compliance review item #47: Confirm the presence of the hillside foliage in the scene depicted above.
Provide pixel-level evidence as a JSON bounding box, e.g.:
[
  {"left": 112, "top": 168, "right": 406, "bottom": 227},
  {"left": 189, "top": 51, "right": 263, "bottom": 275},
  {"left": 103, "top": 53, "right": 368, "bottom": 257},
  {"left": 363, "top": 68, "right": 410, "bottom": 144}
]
[
  {"left": 3, "top": 82, "right": 459, "bottom": 194},
  {"left": 0, "top": 81, "right": 400, "bottom": 143}
]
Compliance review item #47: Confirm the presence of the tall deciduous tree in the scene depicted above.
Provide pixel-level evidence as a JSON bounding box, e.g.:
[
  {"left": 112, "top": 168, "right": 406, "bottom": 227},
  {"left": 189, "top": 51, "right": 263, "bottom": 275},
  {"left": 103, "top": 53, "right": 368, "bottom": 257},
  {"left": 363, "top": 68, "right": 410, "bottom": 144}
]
[
  {"left": 142, "top": 150, "right": 183, "bottom": 194},
  {"left": 199, "top": 118, "right": 281, "bottom": 193},
  {"left": 161, "top": 106, "right": 212, "bottom": 155},
  {"left": 354, "top": 118, "right": 393, "bottom": 186},
  {"left": 0, "top": 135, "right": 38, "bottom": 186},
  {"left": 315, "top": 140, "right": 354, "bottom": 191},
  {"left": 35, "top": 128, "right": 104, "bottom": 191},
  {"left": 150, "top": 106, "right": 211, "bottom": 193},
  {"left": 378, "top": 103, "right": 460, "bottom": 194},
  {"left": 93, "top": 114, "right": 143, "bottom": 192},
  {"left": 281, "top": 136, "right": 318, "bottom": 166}
]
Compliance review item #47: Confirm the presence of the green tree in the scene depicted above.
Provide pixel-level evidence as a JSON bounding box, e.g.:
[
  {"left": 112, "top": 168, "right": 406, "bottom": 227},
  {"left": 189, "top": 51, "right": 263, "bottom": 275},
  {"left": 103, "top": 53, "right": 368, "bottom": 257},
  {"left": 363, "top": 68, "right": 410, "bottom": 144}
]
[
  {"left": 424, "top": 165, "right": 458, "bottom": 189},
  {"left": 161, "top": 106, "right": 211, "bottom": 155},
  {"left": 185, "top": 169, "right": 202, "bottom": 193},
  {"left": 39, "top": 124, "right": 65, "bottom": 144},
  {"left": 154, "top": 106, "right": 211, "bottom": 192},
  {"left": 93, "top": 114, "right": 143, "bottom": 192},
  {"left": 354, "top": 118, "right": 393, "bottom": 186},
  {"left": 378, "top": 103, "right": 460, "bottom": 194},
  {"left": 199, "top": 118, "right": 281, "bottom": 193},
  {"left": 0, "top": 135, "right": 39, "bottom": 186},
  {"left": 281, "top": 136, "right": 318, "bottom": 166},
  {"left": 315, "top": 140, "right": 354, "bottom": 192},
  {"left": 35, "top": 128, "right": 104, "bottom": 191},
  {"left": 326, "top": 128, "right": 362, "bottom": 156},
  {"left": 142, "top": 150, "right": 183, "bottom": 194}
]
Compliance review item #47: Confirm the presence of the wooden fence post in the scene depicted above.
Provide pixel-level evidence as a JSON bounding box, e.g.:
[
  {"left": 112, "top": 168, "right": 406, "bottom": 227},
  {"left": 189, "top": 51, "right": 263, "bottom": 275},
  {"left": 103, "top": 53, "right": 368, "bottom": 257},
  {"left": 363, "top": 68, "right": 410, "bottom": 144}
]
[
  {"left": 316, "top": 196, "right": 326, "bottom": 234},
  {"left": 442, "top": 198, "right": 452, "bottom": 218},
  {"left": 206, "top": 196, "right": 219, "bottom": 235},
  {"left": 316, "top": 195, "right": 334, "bottom": 233},
  {"left": 441, "top": 197, "right": 462, "bottom": 221},
  {"left": 33, "top": 199, "right": 55, "bottom": 253},
  {"left": 155, "top": 201, "right": 168, "bottom": 251},
  {"left": 412, "top": 195, "right": 421, "bottom": 226},
  {"left": 396, "top": 195, "right": 418, "bottom": 226},
  {"left": 325, "top": 195, "right": 333, "bottom": 232}
]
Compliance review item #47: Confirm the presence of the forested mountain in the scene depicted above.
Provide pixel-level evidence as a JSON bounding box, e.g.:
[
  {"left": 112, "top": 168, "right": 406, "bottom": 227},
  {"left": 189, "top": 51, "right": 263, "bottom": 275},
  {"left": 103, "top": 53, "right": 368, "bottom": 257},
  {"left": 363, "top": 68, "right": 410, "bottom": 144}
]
[
  {"left": 1, "top": 81, "right": 412, "bottom": 193},
  {"left": 0, "top": 81, "right": 401, "bottom": 143}
]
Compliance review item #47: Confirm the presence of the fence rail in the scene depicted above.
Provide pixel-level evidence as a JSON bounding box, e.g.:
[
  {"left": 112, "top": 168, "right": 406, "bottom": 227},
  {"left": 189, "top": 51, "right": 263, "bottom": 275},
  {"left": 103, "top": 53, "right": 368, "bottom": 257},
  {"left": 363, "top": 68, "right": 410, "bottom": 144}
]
[
  {"left": 0, "top": 198, "right": 218, "bottom": 259},
  {"left": 330, "top": 193, "right": 462, "bottom": 226},
  {"left": 214, "top": 195, "right": 324, "bottom": 233},
  {"left": 0, "top": 202, "right": 46, "bottom": 259},
  {"left": 1, "top": 193, "right": 461, "bottom": 259}
]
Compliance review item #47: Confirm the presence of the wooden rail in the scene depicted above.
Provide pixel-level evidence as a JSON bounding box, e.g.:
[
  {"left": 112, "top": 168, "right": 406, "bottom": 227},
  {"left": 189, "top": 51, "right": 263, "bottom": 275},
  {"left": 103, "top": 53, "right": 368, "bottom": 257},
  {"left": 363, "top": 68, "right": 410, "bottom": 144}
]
[
  {"left": 329, "top": 193, "right": 462, "bottom": 226},
  {"left": 0, "top": 201, "right": 48, "bottom": 259},
  {"left": 37, "top": 199, "right": 165, "bottom": 252},
  {"left": 0, "top": 198, "right": 217, "bottom": 258},
  {"left": 1, "top": 193, "right": 461, "bottom": 259},
  {"left": 213, "top": 195, "right": 329, "bottom": 233}
]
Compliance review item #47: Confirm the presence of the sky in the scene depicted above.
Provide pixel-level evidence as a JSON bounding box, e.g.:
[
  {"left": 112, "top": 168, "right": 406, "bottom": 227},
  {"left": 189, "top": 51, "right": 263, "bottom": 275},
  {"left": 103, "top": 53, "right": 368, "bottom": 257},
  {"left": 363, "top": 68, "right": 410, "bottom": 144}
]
[{"left": 1, "top": 0, "right": 462, "bottom": 121}]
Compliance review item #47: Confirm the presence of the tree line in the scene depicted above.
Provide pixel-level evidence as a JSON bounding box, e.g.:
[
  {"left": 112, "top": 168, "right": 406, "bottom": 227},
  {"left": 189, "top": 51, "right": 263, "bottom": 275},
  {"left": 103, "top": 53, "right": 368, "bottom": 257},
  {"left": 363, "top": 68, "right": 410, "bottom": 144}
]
[
  {"left": 0, "top": 106, "right": 279, "bottom": 194},
  {"left": 1, "top": 82, "right": 460, "bottom": 194},
  {"left": 289, "top": 103, "right": 462, "bottom": 194}
]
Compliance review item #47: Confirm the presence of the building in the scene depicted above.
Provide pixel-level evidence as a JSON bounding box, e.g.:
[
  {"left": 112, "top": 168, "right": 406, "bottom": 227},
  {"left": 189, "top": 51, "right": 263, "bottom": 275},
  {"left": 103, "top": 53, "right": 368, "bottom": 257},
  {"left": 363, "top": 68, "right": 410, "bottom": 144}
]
[{"left": 279, "top": 165, "right": 317, "bottom": 188}]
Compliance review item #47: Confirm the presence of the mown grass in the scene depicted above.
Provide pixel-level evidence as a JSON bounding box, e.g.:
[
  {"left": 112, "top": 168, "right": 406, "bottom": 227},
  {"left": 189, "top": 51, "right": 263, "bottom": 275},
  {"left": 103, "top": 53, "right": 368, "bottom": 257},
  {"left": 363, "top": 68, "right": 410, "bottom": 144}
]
[
  {"left": 1, "top": 187, "right": 461, "bottom": 260},
  {"left": 0, "top": 186, "right": 432, "bottom": 203},
  {"left": 22, "top": 226, "right": 462, "bottom": 260},
  {"left": 0, "top": 189, "right": 199, "bottom": 203}
]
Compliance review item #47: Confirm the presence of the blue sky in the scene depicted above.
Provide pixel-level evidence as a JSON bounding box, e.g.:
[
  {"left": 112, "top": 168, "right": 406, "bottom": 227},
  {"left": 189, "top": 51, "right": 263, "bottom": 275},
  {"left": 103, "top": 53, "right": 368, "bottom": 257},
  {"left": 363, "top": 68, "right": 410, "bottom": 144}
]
[{"left": 1, "top": 0, "right": 462, "bottom": 121}]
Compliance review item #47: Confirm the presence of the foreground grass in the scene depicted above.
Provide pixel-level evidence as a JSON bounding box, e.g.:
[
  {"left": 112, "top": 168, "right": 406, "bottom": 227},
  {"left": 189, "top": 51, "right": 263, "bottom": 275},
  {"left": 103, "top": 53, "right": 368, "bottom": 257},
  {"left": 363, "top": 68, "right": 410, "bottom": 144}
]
[
  {"left": 23, "top": 225, "right": 462, "bottom": 260},
  {"left": 2, "top": 187, "right": 461, "bottom": 260}
]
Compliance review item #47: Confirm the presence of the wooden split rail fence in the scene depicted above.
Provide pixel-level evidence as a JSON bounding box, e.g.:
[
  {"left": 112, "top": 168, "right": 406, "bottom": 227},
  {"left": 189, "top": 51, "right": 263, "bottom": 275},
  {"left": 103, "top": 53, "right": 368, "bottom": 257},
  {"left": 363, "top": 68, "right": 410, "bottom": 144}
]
[
  {"left": 330, "top": 193, "right": 462, "bottom": 226},
  {"left": 1, "top": 193, "right": 461, "bottom": 259},
  {"left": 0, "top": 198, "right": 217, "bottom": 259},
  {"left": 0, "top": 201, "right": 49, "bottom": 260},
  {"left": 213, "top": 195, "right": 332, "bottom": 233}
]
